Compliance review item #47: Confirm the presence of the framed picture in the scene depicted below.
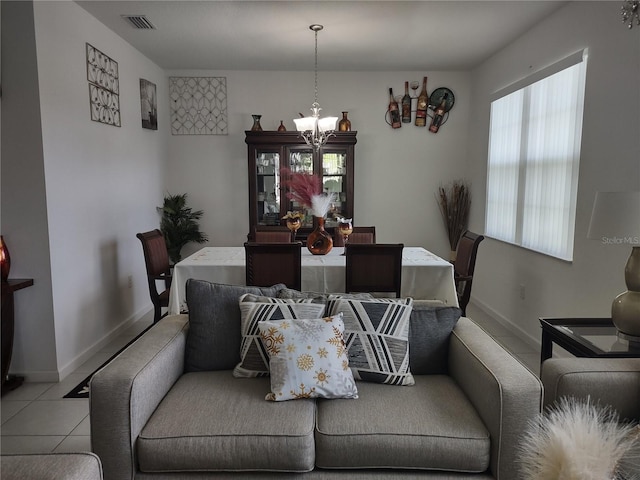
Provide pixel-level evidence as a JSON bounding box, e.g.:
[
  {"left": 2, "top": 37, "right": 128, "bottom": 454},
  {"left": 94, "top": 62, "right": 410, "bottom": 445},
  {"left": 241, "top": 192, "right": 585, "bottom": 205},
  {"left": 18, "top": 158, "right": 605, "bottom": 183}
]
[{"left": 140, "top": 78, "right": 157, "bottom": 130}]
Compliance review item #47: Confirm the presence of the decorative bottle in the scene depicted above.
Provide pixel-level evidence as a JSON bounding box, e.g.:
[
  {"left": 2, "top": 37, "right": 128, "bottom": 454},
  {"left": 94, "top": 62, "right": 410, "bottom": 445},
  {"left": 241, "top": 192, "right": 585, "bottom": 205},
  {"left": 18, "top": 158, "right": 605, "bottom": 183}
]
[
  {"left": 415, "top": 77, "right": 429, "bottom": 127},
  {"left": 429, "top": 93, "right": 449, "bottom": 133},
  {"left": 388, "top": 88, "right": 401, "bottom": 129},
  {"left": 338, "top": 112, "right": 351, "bottom": 131},
  {"left": 277, "top": 120, "right": 287, "bottom": 132},
  {"left": 401, "top": 81, "right": 411, "bottom": 123}
]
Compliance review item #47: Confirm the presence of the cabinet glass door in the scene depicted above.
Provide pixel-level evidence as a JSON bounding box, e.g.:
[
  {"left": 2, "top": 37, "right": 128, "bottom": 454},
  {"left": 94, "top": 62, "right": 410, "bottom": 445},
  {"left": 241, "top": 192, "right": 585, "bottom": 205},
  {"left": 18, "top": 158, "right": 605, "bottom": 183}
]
[
  {"left": 255, "top": 152, "right": 280, "bottom": 225},
  {"left": 287, "top": 148, "right": 314, "bottom": 228},
  {"left": 322, "top": 151, "right": 348, "bottom": 228}
]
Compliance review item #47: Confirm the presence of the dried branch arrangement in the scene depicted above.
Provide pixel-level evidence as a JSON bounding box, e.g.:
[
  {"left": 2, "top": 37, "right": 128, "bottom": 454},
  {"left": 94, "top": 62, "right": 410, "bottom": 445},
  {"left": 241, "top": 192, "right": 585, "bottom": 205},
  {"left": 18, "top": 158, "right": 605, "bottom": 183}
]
[
  {"left": 280, "top": 168, "right": 334, "bottom": 217},
  {"left": 437, "top": 180, "right": 471, "bottom": 252}
]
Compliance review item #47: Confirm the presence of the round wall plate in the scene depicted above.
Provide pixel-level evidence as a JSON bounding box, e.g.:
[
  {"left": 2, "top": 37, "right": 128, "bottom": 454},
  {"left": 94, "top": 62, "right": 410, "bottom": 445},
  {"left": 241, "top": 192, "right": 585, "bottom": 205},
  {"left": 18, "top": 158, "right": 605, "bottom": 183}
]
[{"left": 429, "top": 88, "right": 455, "bottom": 112}]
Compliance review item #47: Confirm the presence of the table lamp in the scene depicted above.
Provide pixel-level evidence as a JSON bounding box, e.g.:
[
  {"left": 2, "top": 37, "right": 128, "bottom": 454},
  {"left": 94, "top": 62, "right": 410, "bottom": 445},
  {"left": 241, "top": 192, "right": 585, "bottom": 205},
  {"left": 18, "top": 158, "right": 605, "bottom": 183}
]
[{"left": 587, "top": 191, "right": 640, "bottom": 340}]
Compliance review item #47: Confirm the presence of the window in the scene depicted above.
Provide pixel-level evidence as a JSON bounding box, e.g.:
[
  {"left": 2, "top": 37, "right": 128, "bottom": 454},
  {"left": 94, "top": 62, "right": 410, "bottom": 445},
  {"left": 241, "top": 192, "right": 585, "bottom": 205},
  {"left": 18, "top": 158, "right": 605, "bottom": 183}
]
[{"left": 486, "top": 50, "right": 587, "bottom": 261}]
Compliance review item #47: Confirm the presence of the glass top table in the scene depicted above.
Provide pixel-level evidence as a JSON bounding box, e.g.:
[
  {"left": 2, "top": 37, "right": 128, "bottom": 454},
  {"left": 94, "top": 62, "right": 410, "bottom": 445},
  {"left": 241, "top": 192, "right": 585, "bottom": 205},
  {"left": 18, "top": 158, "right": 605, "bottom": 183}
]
[{"left": 540, "top": 317, "right": 640, "bottom": 363}]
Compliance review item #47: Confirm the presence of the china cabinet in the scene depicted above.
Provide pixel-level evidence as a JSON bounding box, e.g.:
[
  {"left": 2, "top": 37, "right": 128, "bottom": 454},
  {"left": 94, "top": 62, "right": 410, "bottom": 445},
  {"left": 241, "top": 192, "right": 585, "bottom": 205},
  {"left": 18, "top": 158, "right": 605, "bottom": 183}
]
[{"left": 245, "top": 131, "right": 357, "bottom": 241}]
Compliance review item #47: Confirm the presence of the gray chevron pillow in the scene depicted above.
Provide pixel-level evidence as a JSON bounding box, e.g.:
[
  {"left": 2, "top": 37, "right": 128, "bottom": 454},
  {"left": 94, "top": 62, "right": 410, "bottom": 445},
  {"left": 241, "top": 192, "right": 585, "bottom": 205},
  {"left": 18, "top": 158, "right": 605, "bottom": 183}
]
[
  {"left": 233, "top": 294, "right": 326, "bottom": 378},
  {"left": 329, "top": 297, "right": 414, "bottom": 386}
]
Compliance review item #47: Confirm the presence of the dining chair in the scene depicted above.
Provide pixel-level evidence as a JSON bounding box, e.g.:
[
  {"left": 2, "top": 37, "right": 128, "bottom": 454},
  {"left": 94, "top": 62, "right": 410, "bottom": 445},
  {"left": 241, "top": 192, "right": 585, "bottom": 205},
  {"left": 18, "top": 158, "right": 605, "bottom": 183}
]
[
  {"left": 345, "top": 243, "right": 404, "bottom": 297},
  {"left": 253, "top": 226, "right": 292, "bottom": 243},
  {"left": 244, "top": 242, "right": 302, "bottom": 290},
  {"left": 454, "top": 230, "right": 485, "bottom": 316},
  {"left": 333, "top": 226, "right": 376, "bottom": 247},
  {"left": 136, "top": 229, "right": 172, "bottom": 323}
]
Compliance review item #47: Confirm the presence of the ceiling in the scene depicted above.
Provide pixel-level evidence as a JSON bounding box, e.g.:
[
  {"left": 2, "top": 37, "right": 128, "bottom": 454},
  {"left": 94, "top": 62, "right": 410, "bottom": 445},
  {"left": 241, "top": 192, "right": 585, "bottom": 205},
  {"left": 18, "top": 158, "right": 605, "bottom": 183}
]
[{"left": 76, "top": 1, "right": 568, "bottom": 71}]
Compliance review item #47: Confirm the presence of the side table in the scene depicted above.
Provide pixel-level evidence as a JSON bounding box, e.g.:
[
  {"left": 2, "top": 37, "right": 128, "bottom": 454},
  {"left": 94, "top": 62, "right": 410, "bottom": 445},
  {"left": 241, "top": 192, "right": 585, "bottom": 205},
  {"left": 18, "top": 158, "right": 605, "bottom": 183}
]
[
  {"left": 539, "top": 317, "right": 640, "bottom": 364},
  {"left": 2, "top": 278, "right": 34, "bottom": 395}
]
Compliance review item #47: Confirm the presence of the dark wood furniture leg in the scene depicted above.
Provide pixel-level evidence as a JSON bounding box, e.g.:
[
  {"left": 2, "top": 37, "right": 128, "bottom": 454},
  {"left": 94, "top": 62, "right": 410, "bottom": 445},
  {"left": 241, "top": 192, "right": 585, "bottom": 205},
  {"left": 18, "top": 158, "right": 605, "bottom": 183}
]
[{"left": 2, "top": 279, "right": 34, "bottom": 395}]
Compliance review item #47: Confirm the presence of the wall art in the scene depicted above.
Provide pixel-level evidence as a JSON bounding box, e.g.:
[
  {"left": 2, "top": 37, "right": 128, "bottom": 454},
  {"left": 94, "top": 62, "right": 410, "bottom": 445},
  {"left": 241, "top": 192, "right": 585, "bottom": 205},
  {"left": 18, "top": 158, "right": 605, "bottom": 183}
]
[
  {"left": 169, "top": 77, "right": 227, "bottom": 135},
  {"left": 86, "top": 43, "right": 120, "bottom": 127},
  {"left": 140, "top": 79, "right": 157, "bottom": 130}
]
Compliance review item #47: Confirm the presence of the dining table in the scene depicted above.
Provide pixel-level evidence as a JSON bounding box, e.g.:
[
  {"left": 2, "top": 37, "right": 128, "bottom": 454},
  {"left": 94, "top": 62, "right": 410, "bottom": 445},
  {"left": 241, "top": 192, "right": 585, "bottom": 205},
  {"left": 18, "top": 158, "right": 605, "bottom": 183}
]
[{"left": 167, "top": 246, "right": 458, "bottom": 315}]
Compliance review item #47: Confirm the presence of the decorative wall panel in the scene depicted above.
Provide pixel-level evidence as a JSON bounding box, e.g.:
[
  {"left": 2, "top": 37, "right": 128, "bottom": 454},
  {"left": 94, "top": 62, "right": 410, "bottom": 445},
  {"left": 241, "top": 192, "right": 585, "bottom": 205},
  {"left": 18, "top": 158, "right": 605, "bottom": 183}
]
[
  {"left": 86, "top": 43, "right": 120, "bottom": 127},
  {"left": 169, "top": 77, "right": 228, "bottom": 135}
]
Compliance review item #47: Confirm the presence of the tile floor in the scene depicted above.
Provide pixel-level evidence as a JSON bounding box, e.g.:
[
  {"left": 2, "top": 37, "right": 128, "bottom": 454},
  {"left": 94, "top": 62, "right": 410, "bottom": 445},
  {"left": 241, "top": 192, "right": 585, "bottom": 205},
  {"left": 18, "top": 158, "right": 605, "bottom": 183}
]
[{"left": 0, "top": 304, "right": 543, "bottom": 455}]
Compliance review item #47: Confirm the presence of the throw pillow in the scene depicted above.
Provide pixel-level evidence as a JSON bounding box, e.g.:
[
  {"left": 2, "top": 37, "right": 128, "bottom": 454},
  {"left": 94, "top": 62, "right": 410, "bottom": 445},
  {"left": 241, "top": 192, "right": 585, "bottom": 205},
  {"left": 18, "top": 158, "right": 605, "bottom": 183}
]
[
  {"left": 258, "top": 314, "right": 358, "bottom": 401},
  {"left": 330, "top": 297, "right": 415, "bottom": 386},
  {"left": 409, "top": 304, "right": 462, "bottom": 375},
  {"left": 185, "top": 280, "right": 286, "bottom": 372},
  {"left": 233, "top": 294, "right": 326, "bottom": 378}
]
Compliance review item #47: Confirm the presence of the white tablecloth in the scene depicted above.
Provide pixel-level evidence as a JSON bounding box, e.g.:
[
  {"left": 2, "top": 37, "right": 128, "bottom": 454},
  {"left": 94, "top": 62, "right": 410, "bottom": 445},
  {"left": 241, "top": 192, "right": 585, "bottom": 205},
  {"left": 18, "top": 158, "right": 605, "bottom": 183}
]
[{"left": 168, "top": 246, "right": 458, "bottom": 314}]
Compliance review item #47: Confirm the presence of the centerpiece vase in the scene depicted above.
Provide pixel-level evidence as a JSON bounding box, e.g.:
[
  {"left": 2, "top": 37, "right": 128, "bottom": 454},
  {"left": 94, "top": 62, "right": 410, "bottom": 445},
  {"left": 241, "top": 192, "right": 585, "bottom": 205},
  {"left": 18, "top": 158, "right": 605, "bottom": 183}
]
[{"left": 306, "top": 217, "right": 333, "bottom": 255}]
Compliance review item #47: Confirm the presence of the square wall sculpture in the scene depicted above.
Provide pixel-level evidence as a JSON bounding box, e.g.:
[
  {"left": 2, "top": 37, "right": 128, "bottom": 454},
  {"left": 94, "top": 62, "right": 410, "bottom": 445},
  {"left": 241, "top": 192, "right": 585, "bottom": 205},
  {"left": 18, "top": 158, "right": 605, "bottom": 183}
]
[{"left": 169, "top": 77, "right": 228, "bottom": 135}]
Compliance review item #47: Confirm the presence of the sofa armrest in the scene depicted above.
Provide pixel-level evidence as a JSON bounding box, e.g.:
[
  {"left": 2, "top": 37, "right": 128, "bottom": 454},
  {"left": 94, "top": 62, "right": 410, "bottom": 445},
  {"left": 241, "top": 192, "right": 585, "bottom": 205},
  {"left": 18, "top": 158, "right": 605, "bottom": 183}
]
[
  {"left": 90, "top": 314, "right": 188, "bottom": 480},
  {"left": 541, "top": 357, "right": 640, "bottom": 421},
  {"left": 448, "top": 317, "right": 543, "bottom": 480}
]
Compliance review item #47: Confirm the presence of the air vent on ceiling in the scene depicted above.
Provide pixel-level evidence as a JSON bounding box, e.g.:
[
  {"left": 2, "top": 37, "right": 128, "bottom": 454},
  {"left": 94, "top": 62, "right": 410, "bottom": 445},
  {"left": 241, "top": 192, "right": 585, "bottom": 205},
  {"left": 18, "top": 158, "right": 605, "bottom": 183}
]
[{"left": 122, "top": 15, "right": 156, "bottom": 30}]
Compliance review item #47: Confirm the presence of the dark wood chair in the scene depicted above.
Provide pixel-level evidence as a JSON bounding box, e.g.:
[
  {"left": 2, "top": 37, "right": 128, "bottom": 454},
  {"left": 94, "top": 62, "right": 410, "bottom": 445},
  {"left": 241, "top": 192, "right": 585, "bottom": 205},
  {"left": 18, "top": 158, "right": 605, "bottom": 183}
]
[
  {"left": 253, "top": 226, "right": 292, "bottom": 243},
  {"left": 244, "top": 242, "right": 302, "bottom": 290},
  {"left": 345, "top": 243, "right": 404, "bottom": 297},
  {"left": 333, "top": 226, "right": 376, "bottom": 247},
  {"left": 136, "top": 229, "right": 172, "bottom": 323},
  {"left": 454, "top": 230, "right": 485, "bottom": 316}
]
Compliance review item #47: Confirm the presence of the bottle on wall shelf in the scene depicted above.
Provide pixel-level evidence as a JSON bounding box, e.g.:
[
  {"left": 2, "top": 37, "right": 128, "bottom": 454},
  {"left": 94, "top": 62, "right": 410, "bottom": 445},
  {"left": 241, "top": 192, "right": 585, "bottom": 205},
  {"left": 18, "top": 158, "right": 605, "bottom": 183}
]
[
  {"left": 401, "top": 81, "right": 411, "bottom": 123},
  {"left": 429, "top": 93, "right": 449, "bottom": 133},
  {"left": 415, "top": 76, "right": 429, "bottom": 127},
  {"left": 388, "top": 88, "right": 401, "bottom": 129}
]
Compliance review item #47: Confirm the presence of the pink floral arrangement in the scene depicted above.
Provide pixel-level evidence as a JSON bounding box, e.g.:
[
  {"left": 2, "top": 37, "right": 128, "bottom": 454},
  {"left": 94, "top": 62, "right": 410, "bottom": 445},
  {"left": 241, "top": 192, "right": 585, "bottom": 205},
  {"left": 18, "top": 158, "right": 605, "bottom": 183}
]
[{"left": 280, "top": 168, "right": 334, "bottom": 217}]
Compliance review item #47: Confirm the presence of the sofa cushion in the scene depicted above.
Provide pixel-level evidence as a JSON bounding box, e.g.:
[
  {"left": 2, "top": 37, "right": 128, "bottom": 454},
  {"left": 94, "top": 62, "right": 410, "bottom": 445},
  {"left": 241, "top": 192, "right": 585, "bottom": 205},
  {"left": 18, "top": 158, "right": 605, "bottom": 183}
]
[
  {"left": 314, "top": 376, "right": 491, "bottom": 472},
  {"left": 259, "top": 314, "right": 358, "bottom": 401},
  {"left": 138, "top": 371, "right": 316, "bottom": 473},
  {"left": 330, "top": 297, "right": 414, "bottom": 385},
  {"left": 233, "top": 294, "right": 326, "bottom": 378},
  {"left": 185, "top": 280, "right": 285, "bottom": 372},
  {"left": 409, "top": 303, "right": 462, "bottom": 374}
]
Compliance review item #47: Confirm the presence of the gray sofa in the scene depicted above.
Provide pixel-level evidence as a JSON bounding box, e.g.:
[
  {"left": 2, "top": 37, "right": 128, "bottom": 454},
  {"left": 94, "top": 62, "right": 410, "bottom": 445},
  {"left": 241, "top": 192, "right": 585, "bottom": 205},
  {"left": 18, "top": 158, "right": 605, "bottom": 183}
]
[
  {"left": 90, "top": 282, "right": 542, "bottom": 480},
  {"left": 1, "top": 452, "right": 103, "bottom": 480},
  {"left": 541, "top": 357, "right": 640, "bottom": 421}
]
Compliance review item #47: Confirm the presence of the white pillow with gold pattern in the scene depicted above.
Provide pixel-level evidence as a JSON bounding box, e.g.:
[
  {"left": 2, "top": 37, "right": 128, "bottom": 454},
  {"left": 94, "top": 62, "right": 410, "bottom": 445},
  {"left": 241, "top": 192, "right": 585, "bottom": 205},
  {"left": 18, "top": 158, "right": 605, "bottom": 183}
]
[{"left": 258, "top": 313, "right": 358, "bottom": 401}]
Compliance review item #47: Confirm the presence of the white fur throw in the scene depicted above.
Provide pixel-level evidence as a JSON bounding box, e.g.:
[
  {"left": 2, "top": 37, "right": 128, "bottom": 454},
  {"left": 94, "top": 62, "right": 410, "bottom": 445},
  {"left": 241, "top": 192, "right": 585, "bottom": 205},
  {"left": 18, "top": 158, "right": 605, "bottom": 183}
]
[{"left": 519, "top": 397, "right": 640, "bottom": 480}]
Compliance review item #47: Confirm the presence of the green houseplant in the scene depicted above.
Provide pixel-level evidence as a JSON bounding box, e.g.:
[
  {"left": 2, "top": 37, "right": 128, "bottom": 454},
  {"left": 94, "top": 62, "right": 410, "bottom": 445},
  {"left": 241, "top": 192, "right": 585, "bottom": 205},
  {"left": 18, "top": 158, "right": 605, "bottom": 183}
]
[{"left": 159, "top": 193, "right": 208, "bottom": 264}]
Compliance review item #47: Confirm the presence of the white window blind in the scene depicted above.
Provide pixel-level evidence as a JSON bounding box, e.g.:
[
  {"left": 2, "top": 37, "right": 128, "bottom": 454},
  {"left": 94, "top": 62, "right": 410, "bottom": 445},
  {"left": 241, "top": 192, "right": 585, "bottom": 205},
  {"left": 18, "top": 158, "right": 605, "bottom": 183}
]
[{"left": 486, "top": 50, "right": 587, "bottom": 261}]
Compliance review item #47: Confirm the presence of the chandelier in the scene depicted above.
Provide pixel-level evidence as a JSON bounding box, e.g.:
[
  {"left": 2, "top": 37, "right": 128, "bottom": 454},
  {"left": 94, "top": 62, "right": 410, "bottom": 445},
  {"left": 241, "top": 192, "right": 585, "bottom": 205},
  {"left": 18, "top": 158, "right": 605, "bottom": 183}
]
[
  {"left": 621, "top": 0, "right": 640, "bottom": 28},
  {"left": 293, "top": 25, "right": 337, "bottom": 150}
]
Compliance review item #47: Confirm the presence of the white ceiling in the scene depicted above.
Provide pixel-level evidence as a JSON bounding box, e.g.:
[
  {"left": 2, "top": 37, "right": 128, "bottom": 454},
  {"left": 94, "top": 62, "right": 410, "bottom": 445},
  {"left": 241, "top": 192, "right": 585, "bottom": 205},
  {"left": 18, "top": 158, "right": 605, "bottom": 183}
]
[{"left": 76, "top": 0, "right": 568, "bottom": 71}]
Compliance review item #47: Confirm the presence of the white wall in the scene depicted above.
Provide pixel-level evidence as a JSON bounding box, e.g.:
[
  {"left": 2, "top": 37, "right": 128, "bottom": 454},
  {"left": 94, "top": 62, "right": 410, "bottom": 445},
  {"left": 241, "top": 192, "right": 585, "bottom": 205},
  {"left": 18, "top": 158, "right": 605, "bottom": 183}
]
[
  {"left": 467, "top": 1, "right": 640, "bottom": 345},
  {"left": 1, "top": 1, "right": 58, "bottom": 378},
  {"left": 1, "top": 1, "right": 169, "bottom": 381},
  {"left": 166, "top": 70, "right": 471, "bottom": 260}
]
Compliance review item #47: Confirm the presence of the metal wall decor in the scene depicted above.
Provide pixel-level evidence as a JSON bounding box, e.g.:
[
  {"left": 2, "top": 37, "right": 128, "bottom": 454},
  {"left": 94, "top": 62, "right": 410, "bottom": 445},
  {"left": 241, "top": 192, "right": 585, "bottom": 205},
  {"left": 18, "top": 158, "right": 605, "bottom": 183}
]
[
  {"left": 86, "top": 43, "right": 120, "bottom": 127},
  {"left": 169, "top": 77, "right": 228, "bottom": 135},
  {"left": 140, "top": 79, "right": 158, "bottom": 130}
]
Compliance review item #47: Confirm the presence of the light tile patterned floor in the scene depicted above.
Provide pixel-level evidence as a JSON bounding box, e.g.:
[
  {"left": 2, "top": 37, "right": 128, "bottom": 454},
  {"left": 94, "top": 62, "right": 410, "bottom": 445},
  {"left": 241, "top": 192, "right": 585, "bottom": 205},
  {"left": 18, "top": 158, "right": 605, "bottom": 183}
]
[{"left": 0, "top": 304, "right": 542, "bottom": 455}]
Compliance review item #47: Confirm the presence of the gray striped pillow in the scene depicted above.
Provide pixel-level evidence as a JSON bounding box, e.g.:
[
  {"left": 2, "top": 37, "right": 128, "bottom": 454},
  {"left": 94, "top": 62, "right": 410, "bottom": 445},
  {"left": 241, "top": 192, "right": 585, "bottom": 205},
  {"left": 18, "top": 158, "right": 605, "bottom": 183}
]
[{"left": 330, "top": 298, "right": 414, "bottom": 386}]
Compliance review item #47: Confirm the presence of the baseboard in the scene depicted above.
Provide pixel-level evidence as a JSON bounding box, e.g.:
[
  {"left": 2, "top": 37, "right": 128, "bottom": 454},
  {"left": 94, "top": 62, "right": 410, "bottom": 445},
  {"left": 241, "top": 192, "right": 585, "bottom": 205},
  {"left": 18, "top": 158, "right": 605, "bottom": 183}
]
[
  {"left": 468, "top": 297, "right": 541, "bottom": 351},
  {"left": 56, "top": 304, "right": 153, "bottom": 381},
  {"left": 468, "top": 297, "right": 571, "bottom": 359}
]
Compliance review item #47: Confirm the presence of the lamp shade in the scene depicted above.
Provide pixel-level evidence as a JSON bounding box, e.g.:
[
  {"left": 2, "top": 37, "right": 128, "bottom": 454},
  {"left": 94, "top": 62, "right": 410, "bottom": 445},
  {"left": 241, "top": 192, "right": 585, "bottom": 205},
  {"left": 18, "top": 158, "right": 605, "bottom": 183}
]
[{"left": 587, "top": 191, "right": 640, "bottom": 244}]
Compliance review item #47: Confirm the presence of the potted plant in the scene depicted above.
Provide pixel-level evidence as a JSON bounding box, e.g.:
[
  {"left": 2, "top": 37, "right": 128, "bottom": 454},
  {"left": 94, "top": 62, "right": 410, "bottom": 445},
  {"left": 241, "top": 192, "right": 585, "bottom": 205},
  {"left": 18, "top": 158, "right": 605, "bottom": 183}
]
[
  {"left": 159, "top": 193, "right": 208, "bottom": 264},
  {"left": 436, "top": 180, "right": 471, "bottom": 262}
]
